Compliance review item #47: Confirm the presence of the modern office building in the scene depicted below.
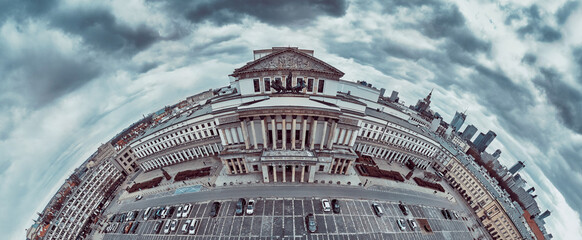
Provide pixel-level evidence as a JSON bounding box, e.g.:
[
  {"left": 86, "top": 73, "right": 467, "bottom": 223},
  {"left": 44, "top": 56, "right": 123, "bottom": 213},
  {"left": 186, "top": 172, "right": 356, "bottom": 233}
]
[
  {"left": 450, "top": 111, "right": 466, "bottom": 132},
  {"left": 460, "top": 124, "right": 477, "bottom": 141},
  {"left": 474, "top": 130, "right": 496, "bottom": 152},
  {"left": 509, "top": 161, "right": 525, "bottom": 175},
  {"left": 492, "top": 149, "right": 502, "bottom": 158},
  {"left": 538, "top": 210, "right": 551, "bottom": 221}
]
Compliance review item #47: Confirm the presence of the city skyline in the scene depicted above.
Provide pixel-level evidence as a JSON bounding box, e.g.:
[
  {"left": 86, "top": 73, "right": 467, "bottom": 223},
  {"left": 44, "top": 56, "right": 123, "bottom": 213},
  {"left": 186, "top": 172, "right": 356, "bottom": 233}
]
[{"left": 1, "top": 0, "right": 581, "bottom": 239}]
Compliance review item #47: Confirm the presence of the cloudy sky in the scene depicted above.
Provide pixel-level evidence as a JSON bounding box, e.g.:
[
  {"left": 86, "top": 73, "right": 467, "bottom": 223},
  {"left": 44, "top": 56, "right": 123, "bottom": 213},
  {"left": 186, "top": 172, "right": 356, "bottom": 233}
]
[{"left": 1, "top": 0, "right": 581, "bottom": 239}]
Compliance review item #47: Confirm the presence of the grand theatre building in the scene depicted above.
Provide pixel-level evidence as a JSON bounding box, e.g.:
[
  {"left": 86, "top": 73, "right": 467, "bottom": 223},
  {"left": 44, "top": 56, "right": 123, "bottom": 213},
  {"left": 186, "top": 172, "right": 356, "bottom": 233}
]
[{"left": 129, "top": 47, "right": 450, "bottom": 183}]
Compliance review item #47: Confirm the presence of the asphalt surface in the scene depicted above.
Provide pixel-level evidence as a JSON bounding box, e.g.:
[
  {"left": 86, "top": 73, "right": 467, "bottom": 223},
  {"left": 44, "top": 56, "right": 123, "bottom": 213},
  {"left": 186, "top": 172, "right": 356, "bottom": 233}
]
[
  {"left": 101, "top": 185, "right": 478, "bottom": 239},
  {"left": 108, "top": 184, "right": 459, "bottom": 214}
]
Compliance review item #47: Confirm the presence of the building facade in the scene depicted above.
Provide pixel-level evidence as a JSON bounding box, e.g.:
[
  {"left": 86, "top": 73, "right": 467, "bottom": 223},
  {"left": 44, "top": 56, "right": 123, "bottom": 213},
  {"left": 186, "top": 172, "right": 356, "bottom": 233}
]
[
  {"left": 450, "top": 111, "right": 466, "bottom": 132},
  {"left": 43, "top": 145, "right": 123, "bottom": 240},
  {"left": 127, "top": 47, "right": 454, "bottom": 183}
]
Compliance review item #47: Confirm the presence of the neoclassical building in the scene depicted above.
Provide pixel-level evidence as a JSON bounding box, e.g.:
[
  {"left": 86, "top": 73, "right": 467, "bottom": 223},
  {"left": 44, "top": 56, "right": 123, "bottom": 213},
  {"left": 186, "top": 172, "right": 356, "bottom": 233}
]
[{"left": 129, "top": 47, "right": 453, "bottom": 183}]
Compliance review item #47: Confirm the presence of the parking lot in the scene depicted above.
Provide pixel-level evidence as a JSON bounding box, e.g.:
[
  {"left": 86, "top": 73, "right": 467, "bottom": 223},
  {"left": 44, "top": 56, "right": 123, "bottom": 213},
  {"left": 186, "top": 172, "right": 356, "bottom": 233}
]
[{"left": 103, "top": 197, "right": 474, "bottom": 240}]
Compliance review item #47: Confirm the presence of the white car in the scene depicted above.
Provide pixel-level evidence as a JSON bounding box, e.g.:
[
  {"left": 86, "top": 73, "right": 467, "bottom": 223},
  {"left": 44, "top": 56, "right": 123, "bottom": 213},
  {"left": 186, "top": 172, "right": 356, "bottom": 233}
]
[
  {"left": 181, "top": 219, "right": 191, "bottom": 234},
  {"left": 161, "top": 207, "right": 170, "bottom": 219},
  {"left": 176, "top": 205, "right": 183, "bottom": 218},
  {"left": 170, "top": 219, "right": 178, "bottom": 232},
  {"left": 189, "top": 219, "right": 200, "bottom": 235},
  {"left": 321, "top": 199, "right": 331, "bottom": 212},
  {"left": 163, "top": 220, "right": 171, "bottom": 234},
  {"left": 246, "top": 199, "right": 255, "bottom": 215},
  {"left": 143, "top": 207, "right": 151, "bottom": 220},
  {"left": 408, "top": 219, "right": 417, "bottom": 230},
  {"left": 397, "top": 219, "right": 406, "bottom": 231},
  {"left": 182, "top": 204, "right": 192, "bottom": 218}
]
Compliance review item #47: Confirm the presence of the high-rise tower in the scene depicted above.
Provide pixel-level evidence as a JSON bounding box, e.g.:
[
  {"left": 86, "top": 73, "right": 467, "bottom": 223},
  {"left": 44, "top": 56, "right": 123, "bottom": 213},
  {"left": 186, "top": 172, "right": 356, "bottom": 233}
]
[
  {"left": 474, "top": 130, "right": 496, "bottom": 152},
  {"left": 460, "top": 124, "right": 477, "bottom": 141},
  {"left": 450, "top": 111, "right": 466, "bottom": 132},
  {"left": 509, "top": 161, "right": 525, "bottom": 175}
]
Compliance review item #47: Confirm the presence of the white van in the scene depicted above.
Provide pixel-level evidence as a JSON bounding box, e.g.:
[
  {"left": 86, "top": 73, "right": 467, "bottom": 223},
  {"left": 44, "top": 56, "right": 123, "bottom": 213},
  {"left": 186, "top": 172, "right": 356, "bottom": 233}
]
[{"left": 321, "top": 199, "right": 331, "bottom": 212}]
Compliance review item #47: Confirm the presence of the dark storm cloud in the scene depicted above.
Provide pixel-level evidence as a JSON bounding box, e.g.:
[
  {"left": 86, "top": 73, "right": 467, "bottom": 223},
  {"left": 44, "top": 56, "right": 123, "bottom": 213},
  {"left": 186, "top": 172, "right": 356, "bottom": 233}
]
[
  {"left": 156, "top": 0, "right": 348, "bottom": 27},
  {"left": 521, "top": 53, "right": 537, "bottom": 65},
  {"left": 50, "top": 8, "right": 161, "bottom": 55},
  {"left": 516, "top": 5, "right": 562, "bottom": 42},
  {"left": 0, "top": 45, "right": 101, "bottom": 110},
  {"left": 533, "top": 68, "right": 582, "bottom": 134},
  {"left": 0, "top": 0, "right": 57, "bottom": 23},
  {"left": 556, "top": 1, "right": 579, "bottom": 25}
]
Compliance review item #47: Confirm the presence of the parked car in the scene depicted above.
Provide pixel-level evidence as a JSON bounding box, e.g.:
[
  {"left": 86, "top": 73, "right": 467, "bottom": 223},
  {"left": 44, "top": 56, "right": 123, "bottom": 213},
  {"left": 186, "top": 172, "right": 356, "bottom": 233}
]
[
  {"left": 441, "top": 209, "right": 448, "bottom": 219},
  {"left": 153, "top": 221, "right": 163, "bottom": 234},
  {"left": 321, "top": 199, "right": 331, "bottom": 212},
  {"left": 163, "top": 220, "right": 171, "bottom": 234},
  {"left": 331, "top": 199, "right": 341, "bottom": 213},
  {"left": 399, "top": 204, "right": 410, "bottom": 216},
  {"left": 372, "top": 203, "right": 383, "bottom": 217},
  {"left": 210, "top": 202, "right": 220, "bottom": 217},
  {"left": 168, "top": 206, "right": 176, "bottom": 218},
  {"left": 181, "top": 219, "right": 191, "bottom": 234},
  {"left": 189, "top": 219, "right": 200, "bottom": 235},
  {"left": 246, "top": 199, "right": 255, "bottom": 215},
  {"left": 182, "top": 204, "right": 192, "bottom": 218},
  {"left": 143, "top": 207, "right": 152, "bottom": 220},
  {"left": 135, "top": 195, "right": 143, "bottom": 201},
  {"left": 170, "top": 219, "right": 178, "bottom": 232},
  {"left": 305, "top": 213, "right": 317, "bottom": 233},
  {"left": 235, "top": 198, "right": 246, "bottom": 216},
  {"left": 161, "top": 207, "right": 169, "bottom": 219},
  {"left": 397, "top": 219, "right": 406, "bottom": 231},
  {"left": 445, "top": 209, "right": 452, "bottom": 219},
  {"left": 408, "top": 219, "right": 417, "bottom": 230},
  {"left": 176, "top": 205, "right": 183, "bottom": 218},
  {"left": 129, "top": 221, "right": 139, "bottom": 234},
  {"left": 123, "top": 222, "right": 133, "bottom": 234}
]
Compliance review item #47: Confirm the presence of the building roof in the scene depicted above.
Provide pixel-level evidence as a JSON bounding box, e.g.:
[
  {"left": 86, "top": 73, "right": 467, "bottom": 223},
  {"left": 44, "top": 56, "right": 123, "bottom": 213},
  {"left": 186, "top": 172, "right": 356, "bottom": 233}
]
[
  {"left": 523, "top": 210, "right": 545, "bottom": 240},
  {"left": 230, "top": 47, "right": 344, "bottom": 79}
]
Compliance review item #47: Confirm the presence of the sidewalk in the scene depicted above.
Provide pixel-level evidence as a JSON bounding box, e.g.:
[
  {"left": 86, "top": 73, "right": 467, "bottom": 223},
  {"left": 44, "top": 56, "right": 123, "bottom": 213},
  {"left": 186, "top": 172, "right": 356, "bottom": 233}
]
[{"left": 359, "top": 157, "right": 456, "bottom": 202}]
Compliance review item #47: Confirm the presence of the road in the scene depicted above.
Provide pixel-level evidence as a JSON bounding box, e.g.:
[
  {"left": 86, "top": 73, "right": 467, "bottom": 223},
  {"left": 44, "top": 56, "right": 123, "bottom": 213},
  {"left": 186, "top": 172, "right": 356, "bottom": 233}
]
[{"left": 109, "top": 184, "right": 460, "bottom": 214}]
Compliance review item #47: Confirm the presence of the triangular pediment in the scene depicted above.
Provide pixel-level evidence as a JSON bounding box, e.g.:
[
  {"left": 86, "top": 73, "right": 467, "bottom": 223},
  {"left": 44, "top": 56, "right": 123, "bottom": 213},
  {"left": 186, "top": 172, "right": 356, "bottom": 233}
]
[{"left": 231, "top": 48, "right": 344, "bottom": 78}]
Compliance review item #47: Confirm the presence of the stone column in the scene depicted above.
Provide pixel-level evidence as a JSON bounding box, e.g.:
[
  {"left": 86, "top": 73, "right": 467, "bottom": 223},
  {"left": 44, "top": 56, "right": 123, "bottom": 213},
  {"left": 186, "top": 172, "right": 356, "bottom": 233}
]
[
  {"left": 261, "top": 117, "right": 268, "bottom": 149},
  {"left": 271, "top": 116, "right": 277, "bottom": 150},
  {"left": 310, "top": 117, "right": 318, "bottom": 150},
  {"left": 250, "top": 118, "right": 258, "bottom": 149},
  {"left": 221, "top": 129, "right": 230, "bottom": 145},
  {"left": 223, "top": 159, "right": 231, "bottom": 174},
  {"left": 334, "top": 159, "right": 343, "bottom": 174},
  {"left": 282, "top": 165, "right": 286, "bottom": 182},
  {"left": 230, "top": 128, "right": 239, "bottom": 143},
  {"left": 301, "top": 117, "right": 307, "bottom": 150},
  {"left": 327, "top": 121, "right": 338, "bottom": 149},
  {"left": 262, "top": 165, "right": 269, "bottom": 183},
  {"left": 273, "top": 165, "right": 277, "bottom": 182},
  {"left": 329, "top": 160, "right": 335, "bottom": 173},
  {"left": 344, "top": 159, "right": 354, "bottom": 175},
  {"left": 343, "top": 129, "right": 352, "bottom": 145},
  {"left": 282, "top": 116, "right": 287, "bottom": 150},
  {"left": 337, "top": 129, "right": 345, "bottom": 146},
  {"left": 291, "top": 116, "right": 297, "bottom": 150},
  {"left": 300, "top": 165, "right": 305, "bottom": 183},
  {"left": 219, "top": 128, "right": 228, "bottom": 145},
  {"left": 241, "top": 120, "right": 250, "bottom": 149},
  {"left": 236, "top": 158, "right": 243, "bottom": 173},
  {"left": 320, "top": 120, "right": 328, "bottom": 150},
  {"left": 291, "top": 165, "right": 296, "bottom": 182}
]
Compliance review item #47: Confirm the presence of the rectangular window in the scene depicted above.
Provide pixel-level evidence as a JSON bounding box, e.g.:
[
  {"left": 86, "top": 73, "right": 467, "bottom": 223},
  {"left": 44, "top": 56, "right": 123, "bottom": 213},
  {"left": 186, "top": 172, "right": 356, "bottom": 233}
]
[
  {"left": 264, "top": 78, "right": 271, "bottom": 92},
  {"left": 319, "top": 165, "right": 325, "bottom": 171},
  {"left": 253, "top": 79, "right": 260, "bottom": 92},
  {"left": 317, "top": 79, "right": 325, "bottom": 93},
  {"left": 307, "top": 78, "right": 314, "bottom": 92}
]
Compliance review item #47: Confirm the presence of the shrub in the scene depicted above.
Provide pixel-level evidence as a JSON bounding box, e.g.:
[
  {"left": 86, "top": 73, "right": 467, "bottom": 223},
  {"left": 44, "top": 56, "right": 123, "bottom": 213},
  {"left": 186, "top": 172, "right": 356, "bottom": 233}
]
[
  {"left": 413, "top": 177, "right": 445, "bottom": 192},
  {"left": 127, "top": 177, "right": 163, "bottom": 193}
]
